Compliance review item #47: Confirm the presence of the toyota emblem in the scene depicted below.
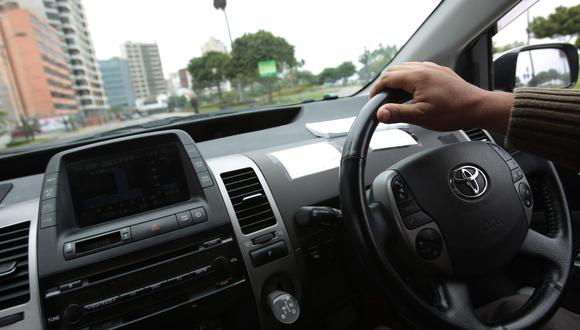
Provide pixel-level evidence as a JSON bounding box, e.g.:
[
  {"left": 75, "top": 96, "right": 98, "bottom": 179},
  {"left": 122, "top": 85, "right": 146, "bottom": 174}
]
[{"left": 450, "top": 165, "right": 488, "bottom": 199}]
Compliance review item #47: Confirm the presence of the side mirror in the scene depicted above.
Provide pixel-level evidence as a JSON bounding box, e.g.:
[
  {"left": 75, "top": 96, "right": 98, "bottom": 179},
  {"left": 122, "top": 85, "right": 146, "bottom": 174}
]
[{"left": 493, "top": 43, "right": 578, "bottom": 92}]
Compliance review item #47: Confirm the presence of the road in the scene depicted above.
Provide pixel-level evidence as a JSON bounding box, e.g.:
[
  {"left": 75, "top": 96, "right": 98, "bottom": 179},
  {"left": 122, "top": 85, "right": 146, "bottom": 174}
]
[{"left": 0, "top": 112, "right": 193, "bottom": 154}]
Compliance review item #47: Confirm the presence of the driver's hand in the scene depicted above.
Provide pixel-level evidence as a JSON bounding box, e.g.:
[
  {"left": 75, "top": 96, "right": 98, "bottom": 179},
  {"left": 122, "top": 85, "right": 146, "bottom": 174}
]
[{"left": 370, "top": 62, "right": 511, "bottom": 133}]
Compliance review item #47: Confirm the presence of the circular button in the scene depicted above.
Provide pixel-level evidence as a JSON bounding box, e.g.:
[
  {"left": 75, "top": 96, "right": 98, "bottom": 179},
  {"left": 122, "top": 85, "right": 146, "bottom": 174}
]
[
  {"left": 63, "top": 304, "right": 83, "bottom": 324},
  {"left": 518, "top": 182, "right": 533, "bottom": 208},
  {"left": 415, "top": 228, "right": 443, "bottom": 260}
]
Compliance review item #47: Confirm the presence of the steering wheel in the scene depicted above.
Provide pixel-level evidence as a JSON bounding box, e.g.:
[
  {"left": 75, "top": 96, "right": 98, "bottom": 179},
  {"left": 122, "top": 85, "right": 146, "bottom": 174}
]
[{"left": 339, "top": 91, "right": 573, "bottom": 329}]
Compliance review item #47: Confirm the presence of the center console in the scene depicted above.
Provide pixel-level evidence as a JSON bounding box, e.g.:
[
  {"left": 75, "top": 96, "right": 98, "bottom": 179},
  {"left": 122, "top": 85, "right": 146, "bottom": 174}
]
[{"left": 37, "top": 130, "right": 248, "bottom": 329}]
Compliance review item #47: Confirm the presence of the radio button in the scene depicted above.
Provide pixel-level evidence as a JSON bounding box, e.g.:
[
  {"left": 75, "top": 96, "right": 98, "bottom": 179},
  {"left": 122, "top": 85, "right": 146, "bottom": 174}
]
[
  {"left": 131, "top": 215, "right": 178, "bottom": 240},
  {"left": 41, "top": 198, "right": 57, "bottom": 214},
  {"left": 63, "top": 304, "right": 82, "bottom": 324},
  {"left": 191, "top": 157, "right": 207, "bottom": 172},
  {"left": 40, "top": 212, "right": 57, "bottom": 228},
  {"left": 176, "top": 211, "right": 193, "bottom": 227},
  {"left": 203, "top": 238, "right": 221, "bottom": 248},
  {"left": 191, "top": 208, "right": 208, "bottom": 224},
  {"left": 197, "top": 171, "right": 213, "bottom": 188},
  {"left": 42, "top": 184, "right": 57, "bottom": 200},
  {"left": 120, "top": 227, "right": 131, "bottom": 241},
  {"left": 44, "top": 173, "right": 58, "bottom": 185},
  {"left": 59, "top": 280, "right": 81, "bottom": 292},
  {"left": 184, "top": 144, "right": 200, "bottom": 157}
]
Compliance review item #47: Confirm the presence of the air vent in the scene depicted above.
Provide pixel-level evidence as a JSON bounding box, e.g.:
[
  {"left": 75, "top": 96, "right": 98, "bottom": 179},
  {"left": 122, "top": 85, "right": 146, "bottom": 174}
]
[
  {"left": 221, "top": 168, "right": 276, "bottom": 234},
  {"left": 463, "top": 128, "right": 491, "bottom": 142},
  {"left": 0, "top": 222, "right": 30, "bottom": 310}
]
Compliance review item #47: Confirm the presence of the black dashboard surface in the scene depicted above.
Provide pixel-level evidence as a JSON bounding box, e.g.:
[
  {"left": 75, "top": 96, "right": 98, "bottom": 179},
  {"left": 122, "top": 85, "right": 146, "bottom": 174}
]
[{"left": 0, "top": 94, "right": 468, "bottom": 251}]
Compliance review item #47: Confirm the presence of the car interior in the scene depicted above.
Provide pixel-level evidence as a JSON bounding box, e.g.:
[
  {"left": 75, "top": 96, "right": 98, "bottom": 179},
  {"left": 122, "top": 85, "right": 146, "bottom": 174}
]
[{"left": 0, "top": 0, "right": 579, "bottom": 329}]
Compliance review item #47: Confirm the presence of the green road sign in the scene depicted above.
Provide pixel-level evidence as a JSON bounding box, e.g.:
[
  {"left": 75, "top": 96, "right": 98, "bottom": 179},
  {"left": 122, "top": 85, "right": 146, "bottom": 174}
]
[{"left": 258, "top": 60, "right": 277, "bottom": 78}]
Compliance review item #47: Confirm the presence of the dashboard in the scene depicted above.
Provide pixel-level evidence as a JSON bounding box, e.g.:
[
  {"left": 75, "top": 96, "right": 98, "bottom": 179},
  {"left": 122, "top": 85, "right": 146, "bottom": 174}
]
[{"left": 0, "top": 95, "right": 484, "bottom": 329}]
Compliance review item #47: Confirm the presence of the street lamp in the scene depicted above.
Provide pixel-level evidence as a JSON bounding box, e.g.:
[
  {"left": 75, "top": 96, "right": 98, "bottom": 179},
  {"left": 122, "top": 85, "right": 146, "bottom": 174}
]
[{"left": 213, "top": 0, "right": 233, "bottom": 50}]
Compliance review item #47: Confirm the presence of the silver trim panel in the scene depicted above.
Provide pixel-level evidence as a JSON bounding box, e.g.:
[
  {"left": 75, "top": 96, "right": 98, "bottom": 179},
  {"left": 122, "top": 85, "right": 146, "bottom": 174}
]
[
  {"left": 207, "top": 155, "right": 302, "bottom": 327},
  {"left": 0, "top": 198, "right": 43, "bottom": 329}
]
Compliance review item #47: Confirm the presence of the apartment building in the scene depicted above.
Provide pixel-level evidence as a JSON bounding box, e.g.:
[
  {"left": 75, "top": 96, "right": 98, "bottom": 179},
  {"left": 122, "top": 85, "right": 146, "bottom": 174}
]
[
  {"left": 98, "top": 57, "right": 135, "bottom": 109},
  {"left": 0, "top": 0, "right": 108, "bottom": 117},
  {"left": 0, "top": 7, "right": 77, "bottom": 120},
  {"left": 121, "top": 41, "right": 166, "bottom": 99}
]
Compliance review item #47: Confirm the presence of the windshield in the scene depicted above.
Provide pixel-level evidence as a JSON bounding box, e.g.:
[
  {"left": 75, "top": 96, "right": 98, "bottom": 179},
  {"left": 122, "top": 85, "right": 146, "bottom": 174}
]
[{"left": 0, "top": 0, "right": 440, "bottom": 154}]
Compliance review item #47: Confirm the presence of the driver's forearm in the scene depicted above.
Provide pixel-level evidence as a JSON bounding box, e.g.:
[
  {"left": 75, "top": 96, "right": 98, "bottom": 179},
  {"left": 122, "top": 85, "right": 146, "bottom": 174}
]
[
  {"left": 478, "top": 90, "right": 513, "bottom": 134},
  {"left": 505, "top": 87, "right": 580, "bottom": 169}
]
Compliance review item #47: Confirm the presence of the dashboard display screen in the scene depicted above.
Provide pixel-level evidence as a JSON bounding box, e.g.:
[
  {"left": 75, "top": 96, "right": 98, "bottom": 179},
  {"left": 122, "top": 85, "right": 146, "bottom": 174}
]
[{"left": 67, "top": 142, "right": 190, "bottom": 227}]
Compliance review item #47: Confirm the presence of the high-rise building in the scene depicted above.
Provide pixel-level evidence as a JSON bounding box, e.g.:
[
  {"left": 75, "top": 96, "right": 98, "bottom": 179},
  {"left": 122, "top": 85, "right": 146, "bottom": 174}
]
[
  {"left": 177, "top": 68, "right": 192, "bottom": 89},
  {"left": 121, "top": 41, "right": 166, "bottom": 99},
  {"left": 98, "top": 57, "right": 135, "bottom": 109},
  {"left": 201, "top": 36, "right": 227, "bottom": 55},
  {"left": 0, "top": 0, "right": 109, "bottom": 117},
  {"left": 0, "top": 7, "right": 77, "bottom": 120}
]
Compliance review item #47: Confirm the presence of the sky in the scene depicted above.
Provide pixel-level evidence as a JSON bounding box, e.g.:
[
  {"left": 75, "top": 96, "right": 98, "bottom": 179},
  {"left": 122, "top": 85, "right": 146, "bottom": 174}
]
[{"left": 84, "top": 0, "right": 578, "bottom": 78}]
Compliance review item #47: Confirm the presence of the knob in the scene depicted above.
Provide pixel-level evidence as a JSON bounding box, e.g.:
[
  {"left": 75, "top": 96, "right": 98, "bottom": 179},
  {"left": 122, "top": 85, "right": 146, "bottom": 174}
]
[
  {"left": 63, "top": 304, "right": 82, "bottom": 324},
  {"left": 267, "top": 290, "right": 300, "bottom": 324},
  {"left": 415, "top": 228, "right": 443, "bottom": 260},
  {"left": 212, "top": 256, "right": 230, "bottom": 276}
]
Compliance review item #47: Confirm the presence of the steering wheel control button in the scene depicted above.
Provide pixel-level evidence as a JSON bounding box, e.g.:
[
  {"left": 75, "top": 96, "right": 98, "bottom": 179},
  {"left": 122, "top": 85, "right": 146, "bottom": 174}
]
[
  {"left": 518, "top": 182, "right": 533, "bottom": 208},
  {"left": 511, "top": 168, "right": 524, "bottom": 182},
  {"left": 398, "top": 199, "right": 420, "bottom": 217},
  {"left": 506, "top": 159, "right": 519, "bottom": 170},
  {"left": 403, "top": 211, "right": 433, "bottom": 229},
  {"left": 450, "top": 165, "right": 488, "bottom": 199},
  {"left": 249, "top": 240, "right": 288, "bottom": 267},
  {"left": 391, "top": 176, "right": 410, "bottom": 202},
  {"left": 415, "top": 228, "right": 443, "bottom": 260},
  {"left": 489, "top": 144, "right": 512, "bottom": 161}
]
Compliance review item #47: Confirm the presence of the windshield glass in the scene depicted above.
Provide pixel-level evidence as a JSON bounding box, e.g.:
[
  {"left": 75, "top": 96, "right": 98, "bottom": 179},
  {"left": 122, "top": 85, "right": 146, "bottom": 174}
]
[{"left": 0, "top": 0, "right": 440, "bottom": 154}]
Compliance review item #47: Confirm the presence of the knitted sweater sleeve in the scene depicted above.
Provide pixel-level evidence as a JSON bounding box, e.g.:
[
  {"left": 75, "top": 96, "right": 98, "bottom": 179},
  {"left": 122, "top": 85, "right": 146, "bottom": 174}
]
[{"left": 505, "top": 87, "right": 580, "bottom": 169}]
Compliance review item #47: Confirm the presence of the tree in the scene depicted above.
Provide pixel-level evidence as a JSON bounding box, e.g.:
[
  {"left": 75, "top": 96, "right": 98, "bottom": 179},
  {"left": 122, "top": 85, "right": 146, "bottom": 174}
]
[
  {"left": 526, "top": 69, "right": 569, "bottom": 88},
  {"left": 358, "top": 44, "right": 398, "bottom": 82},
  {"left": 318, "top": 67, "right": 338, "bottom": 85},
  {"left": 492, "top": 41, "right": 525, "bottom": 54},
  {"left": 294, "top": 70, "right": 318, "bottom": 86},
  {"left": 529, "top": 5, "right": 580, "bottom": 48},
  {"left": 335, "top": 61, "right": 356, "bottom": 85},
  {"left": 187, "top": 51, "right": 230, "bottom": 102},
  {"left": 228, "top": 30, "right": 297, "bottom": 103},
  {"left": 318, "top": 61, "right": 356, "bottom": 85},
  {"left": 0, "top": 111, "right": 7, "bottom": 127},
  {"left": 167, "top": 95, "right": 188, "bottom": 111}
]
